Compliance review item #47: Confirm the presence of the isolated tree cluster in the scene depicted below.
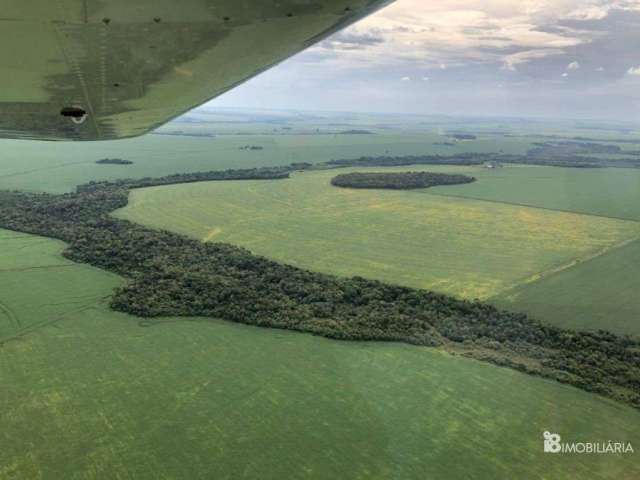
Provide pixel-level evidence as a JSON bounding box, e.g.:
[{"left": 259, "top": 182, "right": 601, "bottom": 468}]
[{"left": 330, "top": 171, "right": 475, "bottom": 190}]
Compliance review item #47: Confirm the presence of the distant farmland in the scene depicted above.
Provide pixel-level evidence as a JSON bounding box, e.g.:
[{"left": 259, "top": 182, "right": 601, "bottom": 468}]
[
  {"left": 1, "top": 228, "right": 639, "bottom": 479},
  {"left": 0, "top": 132, "right": 531, "bottom": 193}
]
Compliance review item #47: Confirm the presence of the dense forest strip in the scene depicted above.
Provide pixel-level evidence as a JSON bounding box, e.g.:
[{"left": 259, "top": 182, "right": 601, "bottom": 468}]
[
  {"left": 330, "top": 172, "right": 475, "bottom": 190},
  {"left": 76, "top": 166, "right": 291, "bottom": 193},
  {"left": 0, "top": 167, "right": 639, "bottom": 408}
]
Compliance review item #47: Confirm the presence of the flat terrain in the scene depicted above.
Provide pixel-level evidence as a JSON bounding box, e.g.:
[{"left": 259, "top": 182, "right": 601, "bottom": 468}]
[
  {"left": 493, "top": 238, "right": 640, "bottom": 335},
  {"left": 1, "top": 229, "right": 639, "bottom": 479},
  {"left": 430, "top": 165, "right": 640, "bottom": 335},
  {"left": 0, "top": 132, "right": 531, "bottom": 194},
  {"left": 0, "top": 230, "right": 121, "bottom": 340},
  {"left": 4, "top": 114, "right": 640, "bottom": 477},
  {"left": 116, "top": 167, "right": 640, "bottom": 300},
  {"left": 433, "top": 165, "right": 640, "bottom": 220}
]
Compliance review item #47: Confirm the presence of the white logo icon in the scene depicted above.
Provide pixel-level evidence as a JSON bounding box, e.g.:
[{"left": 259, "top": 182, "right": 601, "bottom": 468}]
[{"left": 544, "top": 431, "right": 562, "bottom": 453}]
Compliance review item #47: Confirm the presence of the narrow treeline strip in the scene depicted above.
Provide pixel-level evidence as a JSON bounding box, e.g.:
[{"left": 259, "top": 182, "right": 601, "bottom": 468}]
[
  {"left": 325, "top": 153, "right": 636, "bottom": 169},
  {"left": 76, "top": 166, "right": 291, "bottom": 193},
  {"left": 0, "top": 166, "right": 638, "bottom": 409}
]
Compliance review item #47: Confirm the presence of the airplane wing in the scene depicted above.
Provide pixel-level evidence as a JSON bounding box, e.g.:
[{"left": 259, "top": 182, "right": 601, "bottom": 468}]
[{"left": 0, "top": 0, "right": 393, "bottom": 141}]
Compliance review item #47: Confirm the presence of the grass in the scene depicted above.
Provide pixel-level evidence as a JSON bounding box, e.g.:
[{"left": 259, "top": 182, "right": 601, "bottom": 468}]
[
  {"left": 492, "top": 238, "right": 640, "bottom": 335},
  {"left": 1, "top": 228, "right": 639, "bottom": 479},
  {"left": 429, "top": 165, "right": 640, "bottom": 335},
  {"left": 432, "top": 165, "right": 640, "bottom": 221},
  {"left": 115, "top": 167, "right": 640, "bottom": 300},
  {"left": 0, "top": 230, "right": 121, "bottom": 339}
]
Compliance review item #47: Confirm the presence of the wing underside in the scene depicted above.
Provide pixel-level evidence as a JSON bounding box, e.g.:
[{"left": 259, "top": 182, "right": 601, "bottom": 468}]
[{"left": 0, "top": 0, "right": 392, "bottom": 140}]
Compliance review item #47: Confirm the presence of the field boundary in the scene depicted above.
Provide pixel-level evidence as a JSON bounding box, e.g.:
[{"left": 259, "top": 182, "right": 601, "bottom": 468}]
[
  {"left": 0, "top": 264, "right": 76, "bottom": 274},
  {"left": 0, "top": 300, "right": 20, "bottom": 331},
  {"left": 409, "top": 189, "right": 640, "bottom": 301},
  {"left": 489, "top": 236, "right": 640, "bottom": 301},
  {"left": 420, "top": 190, "right": 640, "bottom": 223},
  {"left": 0, "top": 300, "right": 109, "bottom": 346},
  {"left": 0, "top": 159, "right": 93, "bottom": 182}
]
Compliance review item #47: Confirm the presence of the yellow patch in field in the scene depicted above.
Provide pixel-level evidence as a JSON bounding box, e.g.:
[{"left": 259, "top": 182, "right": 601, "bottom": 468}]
[
  {"left": 173, "top": 66, "right": 194, "bottom": 77},
  {"left": 203, "top": 227, "right": 223, "bottom": 242}
]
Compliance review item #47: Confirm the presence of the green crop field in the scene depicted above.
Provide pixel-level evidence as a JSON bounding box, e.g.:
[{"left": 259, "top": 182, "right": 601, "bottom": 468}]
[
  {"left": 427, "top": 165, "right": 640, "bottom": 335},
  {"left": 0, "top": 230, "right": 122, "bottom": 339},
  {"left": 492, "top": 238, "right": 640, "bottom": 335},
  {"left": 1, "top": 228, "right": 639, "bottom": 479},
  {"left": 115, "top": 167, "right": 640, "bottom": 301},
  {"left": 432, "top": 165, "right": 640, "bottom": 221}
]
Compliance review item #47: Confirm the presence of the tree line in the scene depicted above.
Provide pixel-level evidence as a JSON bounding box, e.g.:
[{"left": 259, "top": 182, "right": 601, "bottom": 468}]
[
  {"left": 0, "top": 167, "right": 639, "bottom": 409},
  {"left": 325, "top": 152, "right": 639, "bottom": 169}
]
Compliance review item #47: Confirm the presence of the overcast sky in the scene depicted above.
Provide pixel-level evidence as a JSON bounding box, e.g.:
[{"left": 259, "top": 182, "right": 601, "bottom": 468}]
[{"left": 210, "top": 0, "right": 640, "bottom": 121}]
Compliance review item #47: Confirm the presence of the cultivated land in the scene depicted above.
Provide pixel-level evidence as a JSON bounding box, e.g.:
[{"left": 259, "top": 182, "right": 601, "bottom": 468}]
[
  {"left": 430, "top": 165, "right": 640, "bottom": 334},
  {"left": 432, "top": 165, "right": 640, "bottom": 221},
  {"left": 3, "top": 113, "right": 640, "bottom": 477},
  {"left": 116, "top": 167, "right": 640, "bottom": 301},
  {"left": 493, "top": 238, "right": 640, "bottom": 335},
  {"left": 0, "top": 230, "right": 122, "bottom": 340},
  {"left": 1, "top": 229, "right": 639, "bottom": 479}
]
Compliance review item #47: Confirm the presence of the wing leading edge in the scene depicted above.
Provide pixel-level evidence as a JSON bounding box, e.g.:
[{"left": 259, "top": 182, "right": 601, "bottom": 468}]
[{"left": 0, "top": 0, "right": 393, "bottom": 140}]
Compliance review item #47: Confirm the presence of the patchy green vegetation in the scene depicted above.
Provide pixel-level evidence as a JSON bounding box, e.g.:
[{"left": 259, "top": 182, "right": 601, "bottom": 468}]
[
  {"left": 0, "top": 132, "right": 522, "bottom": 193},
  {"left": 118, "top": 167, "right": 640, "bottom": 300},
  {"left": 1, "top": 171, "right": 639, "bottom": 406},
  {"left": 119, "top": 163, "right": 640, "bottom": 341},
  {"left": 330, "top": 171, "right": 475, "bottom": 190},
  {"left": 1, "top": 228, "right": 640, "bottom": 479},
  {"left": 4, "top": 112, "right": 640, "bottom": 477}
]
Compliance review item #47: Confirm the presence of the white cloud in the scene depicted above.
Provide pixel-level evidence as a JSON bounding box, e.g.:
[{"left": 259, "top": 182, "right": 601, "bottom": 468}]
[
  {"left": 310, "top": 0, "right": 616, "bottom": 71},
  {"left": 628, "top": 66, "right": 640, "bottom": 75},
  {"left": 401, "top": 76, "right": 411, "bottom": 81},
  {"left": 502, "top": 48, "right": 565, "bottom": 71},
  {"left": 561, "top": 72, "right": 569, "bottom": 77},
  {"left": 596, "top": 66, "right": 605, "bottom": 71},
  {"left": 567, "top": 61, "right": 580, "bottom": 70},
  {"left": 422, "top": 76, "right": 430, "bottom": 81},
  {"left": 564, "top": 5, "right": 611, "bottom": 20}
]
